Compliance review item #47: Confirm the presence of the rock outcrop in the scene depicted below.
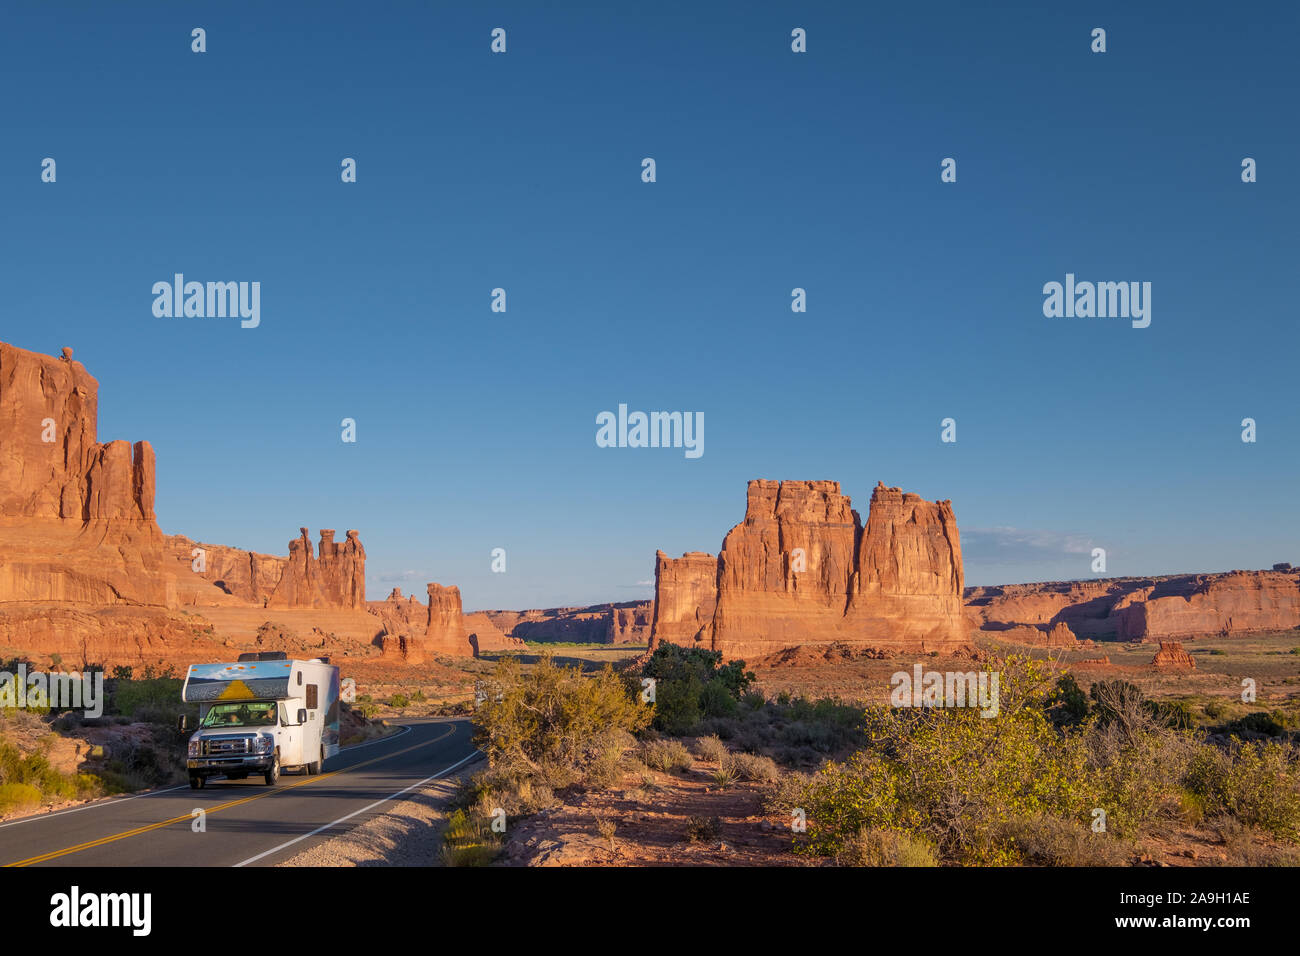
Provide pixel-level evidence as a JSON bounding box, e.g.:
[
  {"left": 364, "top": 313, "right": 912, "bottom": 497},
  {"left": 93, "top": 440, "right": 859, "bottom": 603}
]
[
  {"left": 267, "top": 528, "right": 366, "bottom": 610},
  {"left": 1151, "top": 640, "right": 1196, "bottom": 668},
  {"left": 164, "top": 535, "right": 288, "bottom": 606},
  {"left": 966, "top": 570, "right": 1300, "bottom": 642},
  {"left": 463, "top": 611, "right": 525, "bottom": 655},
  {"left": 424, "top": 583, "right": 469, "bottom": 659},
  {"left": 0, "top": 341, "right": 418, "bottom": 668},
  {"left": 650, "top": 480, "right": 969, "bottom": 660},
  {"left": 647, "top": 552, "right": 719, "bottom": 651},
  {"left": 0, "top": 343, "right": 170, "bottom": 608}
]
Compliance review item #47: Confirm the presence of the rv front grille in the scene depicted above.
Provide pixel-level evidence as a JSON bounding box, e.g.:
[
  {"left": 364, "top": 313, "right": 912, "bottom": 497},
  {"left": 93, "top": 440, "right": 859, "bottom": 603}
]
[{"left": 201, "top": 736, "right": 252, "bottom": 756}]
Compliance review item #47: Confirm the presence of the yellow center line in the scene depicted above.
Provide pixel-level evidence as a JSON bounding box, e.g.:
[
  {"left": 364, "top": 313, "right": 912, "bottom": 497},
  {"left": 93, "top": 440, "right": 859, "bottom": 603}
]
[{"left": 5, "top": 724, "right": 456, "bottom": 867}]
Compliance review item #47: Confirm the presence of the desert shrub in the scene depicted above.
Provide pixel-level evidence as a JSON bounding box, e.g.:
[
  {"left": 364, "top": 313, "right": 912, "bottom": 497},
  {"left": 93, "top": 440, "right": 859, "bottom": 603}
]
[
  {"left": 1150, "top": 700, "right": 1198, "bottom": 730},
  {"left": 700, "top": 680, "right": 739, "bottom": 718},
  {"left": 110, "top": 677, "right": 187, "bottom": 725},
  {"left": 1213, "top": 818, "right": 1300, "bottom": 866},
  {"left": 473, "top": 653, "right": 648, "bottom": 775},
  {"left": 641, "top": 738, "right": 692, "bottom": 774},
  {"left": 836, "top": 828, "right": 938, "bottom": 867},
  {"left": 0, "top": 737, "right": 100, "bottom": 807},
  {"left": 1227, "top": 711, "right": 1288, "bottom": 737},
  {"left": 1047, "top": 673, "right": 1090, "bottom": 726},
  {"left": 1184, "top": 740, "right": 1300, "bottom": 840},
  {"left": 762, "top": 768, "right": 812, "bottom": 816},
  {"left": 388, "top": 693, "right": 409, "bottom": 709},
  {"left": 1204, "top": 700, "right": 1230, "bottom": 720},
  {"left": 711, "top": 763, "right": 738, "bottom": 789},
  {"left": 0, "top": 782, "right": 42, "bottom": 814},
  {"left": 653, "top": 675, "right": 704, "bottom": 735},
  {"left": 732, "top": 752, "right": 780, "bottom": 784},
  {"left": 996, "top": 814, "right": 1129, "bottom": 866},
  {"left": 692, "top": 734, "right": 727, "bottom": 765},
  {"left": 641, "top": 644, "right": 754, "bottom": 734},
  {"left": 800, "top": 658, "right": 1103, "bottom": 863},
  {"left": 742, "top": 692, "right": 766, "bottom": 710},
  {"left": 441, "top": 808, "right": 502, "bottom": 866},
  {"left": 684, "top": 815, "right": 722, "bottom": 842}
]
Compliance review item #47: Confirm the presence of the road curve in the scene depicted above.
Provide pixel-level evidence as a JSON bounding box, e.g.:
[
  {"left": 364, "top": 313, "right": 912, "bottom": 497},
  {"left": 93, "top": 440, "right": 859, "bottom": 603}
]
[{"left": 0, "top": 717, "right": 479, "bottom": 867}]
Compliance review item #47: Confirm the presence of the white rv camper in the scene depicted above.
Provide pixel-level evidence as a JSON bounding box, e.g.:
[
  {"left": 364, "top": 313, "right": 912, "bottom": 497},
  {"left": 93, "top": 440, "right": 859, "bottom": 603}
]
[{"left": 181, "top": 655, "right": 341, "bottom": 789}]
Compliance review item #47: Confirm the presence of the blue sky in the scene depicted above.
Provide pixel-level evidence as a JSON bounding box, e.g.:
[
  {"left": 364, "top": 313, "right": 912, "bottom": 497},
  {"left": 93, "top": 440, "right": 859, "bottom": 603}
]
[{"left": 3, "top": 1, "right": 1297, "bottom": 608}]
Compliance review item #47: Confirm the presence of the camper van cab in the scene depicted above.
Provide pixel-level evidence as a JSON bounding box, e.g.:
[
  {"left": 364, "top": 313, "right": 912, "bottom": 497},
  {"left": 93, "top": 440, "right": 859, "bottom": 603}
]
[{"left": 181, "top": 655, "right": 341, "bottom": 790}]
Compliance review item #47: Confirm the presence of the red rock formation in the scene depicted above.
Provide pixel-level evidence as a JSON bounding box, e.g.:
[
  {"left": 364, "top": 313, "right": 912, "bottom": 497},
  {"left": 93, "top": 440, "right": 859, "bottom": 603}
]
[
  {"left": 0, "top": 342, "right": 398, "bottom": 667},
  {"left": 317, "top": 530, "right": 366, "bottom": 609},
  {"left": 463, "top": 611, "right": 525, "bottom": 655},
  {"left": 369, "top": 588, "right": 430, "bottom": 661},
  {"left": 164, "top": 535, "right": 287, "bottom": 606},
  {"left": 987, "top": 622, "right": 1080, "bottom": 646},
  {"left": 425, "top": 583, "right": 470, "bottom": 658},
  {"left": 0, "top": 343, "right": 169, "bottom": 608},
  {"left": 651, "top": 480, "right": 968, "bottom": 660},
  {"left": 608, "top": 602, "right": 653, "bottom": 643},
  {"left": 267, "top": 528, "right": 366, "bottom": 610},
  {"left": 648, "top": 552, "right": 718, "bottom": 651},
  {"left": 1151, "top": 640, "right": 1196, "bottom": 668},
  {"left": 843, "top": 482, "right": 967, "bottom": 652},
  {"left": 966, "top": 570, "right": 1300, "bottom": 642}
]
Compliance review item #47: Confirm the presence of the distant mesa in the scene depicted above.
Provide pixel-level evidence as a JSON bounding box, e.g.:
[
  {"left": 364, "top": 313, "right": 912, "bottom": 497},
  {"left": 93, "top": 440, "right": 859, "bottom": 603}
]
[
  {"left": 964, "top": 569, "right": 1300, "bottom": 643},
  {"left": 481, "top": 602, "right": 653, "bottom": 645}
]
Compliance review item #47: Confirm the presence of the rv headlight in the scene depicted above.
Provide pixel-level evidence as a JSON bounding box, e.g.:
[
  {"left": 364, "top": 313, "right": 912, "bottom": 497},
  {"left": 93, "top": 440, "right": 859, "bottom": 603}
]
[
  {"left": 252, "top": 734, "right": 274, "bottom": 754},
  {"left": 187, "top": 737, "right": 201, "bottom": 757}
]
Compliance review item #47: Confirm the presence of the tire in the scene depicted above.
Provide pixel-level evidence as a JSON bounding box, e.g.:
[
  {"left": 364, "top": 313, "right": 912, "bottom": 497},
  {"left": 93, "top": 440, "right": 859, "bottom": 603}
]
[
  {"left": 189, "top": 774, "right": 205, "bottom": 790},
  {"left": 264, "top": 752, "right": 280, "bottom": 786},
  {"left": 307, "top": 747, "right": 323, "bottom": 775}
]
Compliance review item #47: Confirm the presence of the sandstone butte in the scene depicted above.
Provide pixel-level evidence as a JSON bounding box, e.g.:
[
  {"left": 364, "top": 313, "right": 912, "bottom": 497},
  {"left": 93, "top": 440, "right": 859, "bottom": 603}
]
[
  {"left": 964, "top": 570, "right": 1300, "bottom": 643},
  {"left": 650, "top": 480, "right": 969, "bottom": 660},
  {"left": 0, "top": 340, "right": 495, "bottom": 666}
]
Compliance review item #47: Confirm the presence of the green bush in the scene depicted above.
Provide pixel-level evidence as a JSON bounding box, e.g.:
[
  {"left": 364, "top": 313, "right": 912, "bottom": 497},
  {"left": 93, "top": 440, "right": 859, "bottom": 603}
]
[
  {"left": 1185, "top": 740, "right": 1300, "bottom": 840},
  {"left": 473, "top": 653, "right": 648, "bottom": 774},
  {"left": 1227, "top": 711, "right": 1288, "bottom": 737},
  {"left": 1047, "top": 673, "right": 1089, "bottom": 725},
  {"left": 0, "top": 782, "right": 42, "bottom": 814},
  {"left": 837, "top": 828, "right": 938, "bottom": 867},
  {"left": 641, "top": 738, "right": 692, "bottom": 773},
  {"left": 641, "top": 644, "right": 754, "bottom": 734},
  {"left": 441, "top": 808, "right": 502, "bottom": 866}
]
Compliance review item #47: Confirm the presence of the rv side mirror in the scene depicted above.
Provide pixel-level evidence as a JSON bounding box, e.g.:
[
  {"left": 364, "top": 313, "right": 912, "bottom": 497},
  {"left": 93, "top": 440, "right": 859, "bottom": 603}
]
[
  {"left": 297, "top": 709, "right": 308, "bottom": 725},
  {"left": 177, "top": 714, "right": 189, "bottom": 733}
]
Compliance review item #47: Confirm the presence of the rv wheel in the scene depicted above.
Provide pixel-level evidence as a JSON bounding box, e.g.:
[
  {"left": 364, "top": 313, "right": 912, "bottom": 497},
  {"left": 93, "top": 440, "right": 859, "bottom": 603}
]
[
  {"left": 264, "top": 753, "right": 280, "bottom": 786},
  {"left": 189, "top": 774, "right": 205, "bottom": 790}
]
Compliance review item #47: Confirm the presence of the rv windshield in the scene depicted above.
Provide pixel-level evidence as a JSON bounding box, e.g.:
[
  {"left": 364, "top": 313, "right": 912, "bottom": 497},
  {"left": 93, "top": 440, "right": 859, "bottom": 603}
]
[{"left": 200, "top": 702, "right": 279, "bottom": 728}]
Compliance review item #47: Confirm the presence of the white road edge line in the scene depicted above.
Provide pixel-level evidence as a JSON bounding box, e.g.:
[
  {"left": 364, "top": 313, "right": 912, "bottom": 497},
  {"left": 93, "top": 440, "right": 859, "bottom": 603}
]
[
  {"left": 0, "top": 723, "right": 415, "bottom": 830},
  {"left": 232, "top": 748, "right": 482, "bottom": 867}
]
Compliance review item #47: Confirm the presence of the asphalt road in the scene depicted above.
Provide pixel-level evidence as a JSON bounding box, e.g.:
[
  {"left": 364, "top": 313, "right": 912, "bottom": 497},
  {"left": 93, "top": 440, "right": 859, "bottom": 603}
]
[{"left": 0, "top": 717, "right": 479, "bottom": 867}]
